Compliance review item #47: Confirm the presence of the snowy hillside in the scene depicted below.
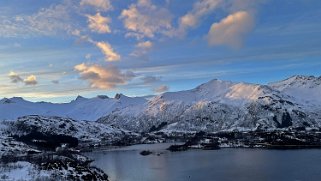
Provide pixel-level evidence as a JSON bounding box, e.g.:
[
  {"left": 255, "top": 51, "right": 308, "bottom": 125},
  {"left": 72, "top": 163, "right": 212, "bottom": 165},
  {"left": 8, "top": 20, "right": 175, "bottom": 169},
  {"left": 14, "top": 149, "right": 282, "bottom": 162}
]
[
  {"left": 0, "top": 94, "right": 146, "bottom": 121},
  {"left": 0, "top": 115, "right": 139, "bottom": 157},
  {"left": 269, "top": 75, "right": 321, "bottom": 106},
  {"left": 0, "top": 116, "right": 118, "bottom": 181},
  {"left": 99, "top": 76, "right": 321, "bottom": 133},
  {"left": 11, "top": 115, "right": 138, "bottom": 145}
]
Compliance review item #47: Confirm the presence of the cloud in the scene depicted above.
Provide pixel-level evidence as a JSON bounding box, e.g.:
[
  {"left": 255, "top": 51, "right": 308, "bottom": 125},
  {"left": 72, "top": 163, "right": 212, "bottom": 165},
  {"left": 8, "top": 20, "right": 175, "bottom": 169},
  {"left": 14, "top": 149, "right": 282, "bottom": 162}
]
[
  {"left": 153, "top": 85, "right": 169, "bottom": 93},
  {"left": 74, "top": 63, "right": 135, "bottom": 89},
  {"left": 0, "top": 1, "right": 76, "bottom": 38},
  {"left": 85, "top": 54, "right": 92, "bottom": 59},
  {"left": 71, "top": 29, "right": 95, "bottom": 43},
  {"left": 120, "top": 0, "right": 172, "bottom": 39},
  {"left": 52, "top": 80, "right": 60, "bottom": 84},
  {"left": 141, "top": 75, "right": 160, "bottom": 84},
  {"left": 71, "top": 30, "right": 121, "bottom": 61},
  {"left": 80, "top": 0, "right": 112, "bottom": 11},
  {"left": 137, "top": 40, "right": 153, "bottom": 49},
  {"left": 8, "top": 71, "right": 38, "bottom": 85},
  {"left": 96, "top": 41, "right": 121, "bottom": 61},
  {"left": 24, "top": 75, "right": 38, "bottom": 85},
  {"left": 168, "top": 0, "right": 262, "bottom": 39},
  {"left": 8, "top": 71, "right": 23, "bottom": 83},
  {"left": 131, "top": 40, "right": 153, "bottom": 57},
  {"left": 0, "top": 0, "right": 117, "bottom": 38},
  {"left": 181, "top": 0, "right": 222, "bottom": 28},
  {"left": 27, "top": 1, "right": 74, "bottom": 34},
  {"left": 171, "top": 0, "right": 223, "bottom": 37},
  {"left": 207, "top": 11, "right": 254, "bottom": 48},
  {"left": 86, "top": 12, "right": 111, "bottom": 34}
]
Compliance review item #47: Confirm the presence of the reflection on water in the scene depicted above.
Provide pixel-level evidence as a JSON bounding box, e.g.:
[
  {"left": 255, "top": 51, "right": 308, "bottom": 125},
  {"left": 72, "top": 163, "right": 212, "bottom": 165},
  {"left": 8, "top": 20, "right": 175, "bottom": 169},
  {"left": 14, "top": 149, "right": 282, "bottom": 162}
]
[{"left": 85, "top": 143, "right": 321, "bottom": 181}]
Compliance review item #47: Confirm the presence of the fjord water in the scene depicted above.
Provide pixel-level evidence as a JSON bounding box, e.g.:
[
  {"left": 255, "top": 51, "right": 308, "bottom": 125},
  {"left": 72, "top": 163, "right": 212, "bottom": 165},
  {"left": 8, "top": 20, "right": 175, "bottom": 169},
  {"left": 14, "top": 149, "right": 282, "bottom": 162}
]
[{"left": 86, "top": 143, "right": 321, "bottom": 181}]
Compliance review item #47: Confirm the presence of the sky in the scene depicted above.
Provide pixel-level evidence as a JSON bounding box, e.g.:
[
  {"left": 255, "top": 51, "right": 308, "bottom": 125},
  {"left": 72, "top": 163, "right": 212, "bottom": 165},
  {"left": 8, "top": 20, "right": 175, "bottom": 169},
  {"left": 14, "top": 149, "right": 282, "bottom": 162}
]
[{"left": 0, "top": 0, "right": 321, "bottom": 102}]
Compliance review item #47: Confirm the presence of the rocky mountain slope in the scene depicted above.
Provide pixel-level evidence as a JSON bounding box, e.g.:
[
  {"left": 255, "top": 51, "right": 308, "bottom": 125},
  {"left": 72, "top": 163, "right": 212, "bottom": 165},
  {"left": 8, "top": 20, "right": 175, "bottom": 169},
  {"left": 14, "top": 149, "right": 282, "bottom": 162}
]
[
  {"left": 0, "top": 115, "right": 139, "bottom": 157},
  {"left": 0, "top": 115, "right": 141, "bottom": 180}
]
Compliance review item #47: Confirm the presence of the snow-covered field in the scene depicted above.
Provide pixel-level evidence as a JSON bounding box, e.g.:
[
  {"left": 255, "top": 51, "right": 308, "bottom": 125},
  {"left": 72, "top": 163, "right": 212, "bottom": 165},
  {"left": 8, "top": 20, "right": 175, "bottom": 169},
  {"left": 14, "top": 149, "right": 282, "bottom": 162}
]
[{"left": 0, "top": 161, "right": 51, "bottom": 181}]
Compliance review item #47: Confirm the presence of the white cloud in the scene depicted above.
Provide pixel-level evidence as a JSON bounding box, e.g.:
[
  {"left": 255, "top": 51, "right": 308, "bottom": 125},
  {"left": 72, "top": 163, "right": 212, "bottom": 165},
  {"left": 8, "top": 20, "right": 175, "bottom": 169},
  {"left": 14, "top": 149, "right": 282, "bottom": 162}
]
[
  {"left": 207, "top": 11, "right": 254, "bottom": 48},
  {"left": 24, "top": 75, "right": 38, "bottom": 85},
  {"left": 169, "top": 0, "right": 262, "bottom": 39},
  {"left": 131, "top": 40, "right": 153, "bottom": 57},
  {"left": 137, "top": 41, "right": 153, "bottom": 49},
  {"left": 74, "top": 63, "right": 135, "bottom": 89},
  {"left": 86, "top": 12, "right": 111, "bottom": 34},
  {"left": 120, "top": 0, "right": 172, "bottom": 39},
  {"left": 172, "top": 0, "right": 223, "bottom": 36},
  {"left": 8, "top": 71, "right": 23, "bottom": 83},
  {"left": 80, "top": 0, "right": 112, "bottom": 11},
  {"left": 8, "top": 71, "right": 38, "bottom": 85},
  {"left": 71, "top": 29, "right": 95, "bottom": 44},
  {"left": 153, "top": 85, "right": 169, "bottom": 93},
  {"left": 96, "top": 41, "right": 121, "bottom": 61},
  {"left": 0, "top": 1, "right": 76, "bottom": 38},
  {"left": 71, "top": 30, "right": 120, "bottom": 61}
]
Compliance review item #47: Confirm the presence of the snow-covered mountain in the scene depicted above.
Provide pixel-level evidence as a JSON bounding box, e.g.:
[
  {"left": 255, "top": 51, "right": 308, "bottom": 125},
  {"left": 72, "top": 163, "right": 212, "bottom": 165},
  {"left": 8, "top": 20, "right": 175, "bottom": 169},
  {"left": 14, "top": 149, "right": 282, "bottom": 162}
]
[
  {"left": 99, "top": 76, "right": 321, "bottom": 133},
  {"left": 0, "top": 94, "right": 146, "bottom": 121},
  {"left": 1, "top": 75, "right": 321, "bottom": 133},
  {"left": 0, "top": 115, "right": 138, "bottom": 156},
  {"left": 269, "top": 75, "right": 321, "bottom": 107},
  {"left": 1, "top": 75, "right": 320, "bottom": 181}
]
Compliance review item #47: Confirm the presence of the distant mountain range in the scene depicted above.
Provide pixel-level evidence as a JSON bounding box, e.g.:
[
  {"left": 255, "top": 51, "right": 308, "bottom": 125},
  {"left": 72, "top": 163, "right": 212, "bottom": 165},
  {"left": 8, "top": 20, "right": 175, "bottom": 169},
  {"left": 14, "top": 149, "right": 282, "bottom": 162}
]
[{"left": 1, "top": 75, "right": 321, "bottom": 133}]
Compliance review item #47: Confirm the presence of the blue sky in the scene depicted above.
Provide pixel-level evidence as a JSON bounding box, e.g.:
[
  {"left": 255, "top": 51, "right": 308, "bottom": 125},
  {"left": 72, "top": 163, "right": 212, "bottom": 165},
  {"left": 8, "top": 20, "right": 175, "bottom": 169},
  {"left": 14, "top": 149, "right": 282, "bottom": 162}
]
[{"left": 0, "top": 0, "right": 321, "bottom": 102}]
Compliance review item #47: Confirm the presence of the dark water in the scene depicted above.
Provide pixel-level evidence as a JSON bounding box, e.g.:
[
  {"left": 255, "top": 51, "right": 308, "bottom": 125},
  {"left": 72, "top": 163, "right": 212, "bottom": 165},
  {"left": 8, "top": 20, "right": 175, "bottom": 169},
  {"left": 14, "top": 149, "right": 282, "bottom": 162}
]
[{"left": 85, "top": 143, "right": 321, "bottom": 181}]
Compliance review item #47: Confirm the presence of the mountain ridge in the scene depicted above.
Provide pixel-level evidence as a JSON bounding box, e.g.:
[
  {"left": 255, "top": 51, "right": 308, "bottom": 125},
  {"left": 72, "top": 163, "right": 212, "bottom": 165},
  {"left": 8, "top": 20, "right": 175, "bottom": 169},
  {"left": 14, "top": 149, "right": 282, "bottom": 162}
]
[{"left": 1, "top": 75, "right": 321, "bottom": 133}]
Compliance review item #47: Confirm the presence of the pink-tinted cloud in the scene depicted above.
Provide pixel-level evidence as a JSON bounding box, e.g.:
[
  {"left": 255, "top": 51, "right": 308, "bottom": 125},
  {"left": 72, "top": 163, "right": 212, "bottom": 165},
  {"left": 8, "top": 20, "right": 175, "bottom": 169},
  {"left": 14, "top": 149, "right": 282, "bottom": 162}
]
[
  {"left": 208, "top": 11, "right": 254, "bottom": 48},
  {"left": 74, "top": 63, "right": 135, "bottom": 89}
]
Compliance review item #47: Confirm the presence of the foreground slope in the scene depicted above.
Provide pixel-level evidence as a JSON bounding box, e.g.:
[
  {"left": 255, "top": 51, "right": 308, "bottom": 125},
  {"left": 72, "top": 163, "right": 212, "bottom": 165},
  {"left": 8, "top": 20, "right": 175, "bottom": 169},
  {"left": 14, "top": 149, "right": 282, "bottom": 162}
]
[{"left": 0, "top": 115, "right": 126, "bottom": 180}]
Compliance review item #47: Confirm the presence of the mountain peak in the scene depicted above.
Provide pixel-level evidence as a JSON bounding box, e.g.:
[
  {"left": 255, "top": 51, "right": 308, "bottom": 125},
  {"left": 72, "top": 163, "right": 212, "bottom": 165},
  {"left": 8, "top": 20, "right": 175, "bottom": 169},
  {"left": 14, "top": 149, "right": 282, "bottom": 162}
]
[
  {"left": 114, "top": 93, "right": 126, "bottom": 100},
  {"left": 0, "top": 98, "right": 13, "bottom": 104},
  {"left": 288, "top": 75, "right": 318, "bottom": 81},
  {"left": 270, "top": 75, "right": 321, "bottom": 105},
  {"left": 10, "top": 97, "right": 26, "bottom": 103},
  {"left": 270, "top": 75, "right": 321, "bottom": 89},
  {"left": 75, "top": 95, "right": 86, "bottom": 101},
  {"left": 0, "top": 97, "right": 27, "bottom": 105},
  {"left": 97, "top": 95, "right": 109, "bottom": 99},
  {"left": 195, "top": 79, "right": 234, "bottom": 91}
]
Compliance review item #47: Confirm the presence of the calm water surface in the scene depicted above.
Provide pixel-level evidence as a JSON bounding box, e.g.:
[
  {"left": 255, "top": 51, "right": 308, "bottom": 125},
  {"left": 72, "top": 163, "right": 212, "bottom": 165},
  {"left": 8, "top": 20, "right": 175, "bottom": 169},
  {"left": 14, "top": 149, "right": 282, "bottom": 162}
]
[{"left": 85, "top": 143, "right": 321, "bottom": 181}]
